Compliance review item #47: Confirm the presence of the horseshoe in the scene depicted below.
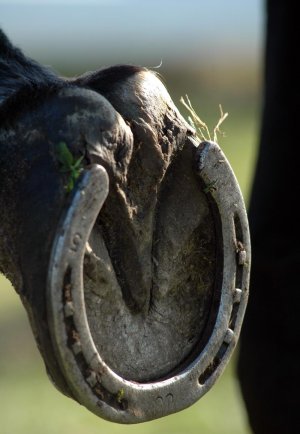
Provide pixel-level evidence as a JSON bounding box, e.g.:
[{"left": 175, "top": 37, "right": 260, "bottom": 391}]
[{"left": 47, "top": 139, "right": 250, "bottom": 423}]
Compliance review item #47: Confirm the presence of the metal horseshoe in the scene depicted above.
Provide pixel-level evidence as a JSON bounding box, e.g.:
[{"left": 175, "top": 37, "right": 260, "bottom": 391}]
[{"left": 47, "top": 140, "right": 250, "bottom": 423}]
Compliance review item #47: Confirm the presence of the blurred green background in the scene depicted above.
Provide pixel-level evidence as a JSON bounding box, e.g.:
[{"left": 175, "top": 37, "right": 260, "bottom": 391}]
[{"left": 0, "top": 1, "right": 262, "bottom": 433}]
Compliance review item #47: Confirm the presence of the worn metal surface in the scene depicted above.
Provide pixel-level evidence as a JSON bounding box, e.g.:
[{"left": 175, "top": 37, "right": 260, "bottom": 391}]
[{"left": 47, "top": 140, "right": 250, "bottom": 423}]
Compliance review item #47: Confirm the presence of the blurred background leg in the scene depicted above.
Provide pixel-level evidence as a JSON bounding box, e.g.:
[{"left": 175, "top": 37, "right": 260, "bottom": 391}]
[{"left": 238, "top": 1, "right": 299, "bottom": 433}]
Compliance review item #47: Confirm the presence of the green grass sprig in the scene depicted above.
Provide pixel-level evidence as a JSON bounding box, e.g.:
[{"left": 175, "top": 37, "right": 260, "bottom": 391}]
[{"left": 56, "top": 141, "right": 84, "bottom": 193}]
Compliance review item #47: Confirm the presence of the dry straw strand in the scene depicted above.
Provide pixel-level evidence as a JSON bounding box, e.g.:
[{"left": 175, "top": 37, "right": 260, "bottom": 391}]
[{"left": 180, "top": 96, "right": 228, "bottom": 144}]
